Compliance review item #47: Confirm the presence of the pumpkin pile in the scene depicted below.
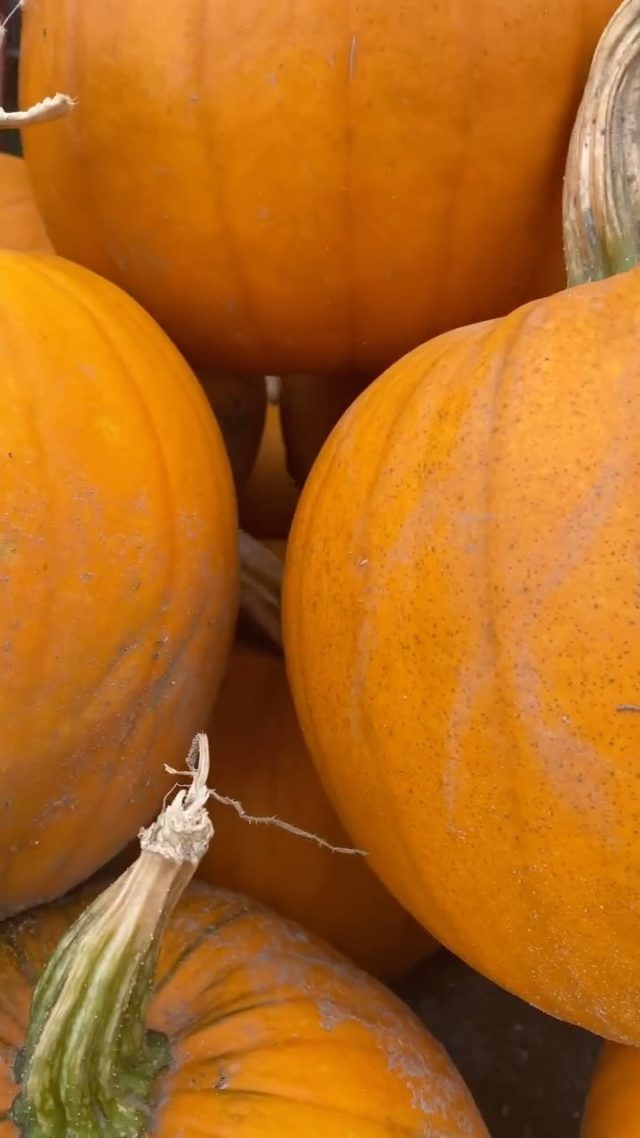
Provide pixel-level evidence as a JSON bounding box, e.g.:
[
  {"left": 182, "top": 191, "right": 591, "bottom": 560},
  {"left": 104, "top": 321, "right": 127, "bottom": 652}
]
[{"left": 0, "top": 0, "right": 637, "bottom": 1133}]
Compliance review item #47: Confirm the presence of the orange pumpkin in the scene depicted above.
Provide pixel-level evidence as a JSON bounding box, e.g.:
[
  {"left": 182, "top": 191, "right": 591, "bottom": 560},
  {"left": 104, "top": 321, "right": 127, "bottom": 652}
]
[
  {"left": 239, "top": 400, "right": 299, "bottom": 538},
  {"left": 0, "top": 738, "right": 488, "bottom": 1138},
  {"left": 0, "top": 154, "right": 52, "bottom": 252},
  {"left": 283, "top": 3, "right": 640, "bottom": 1041},
  {"left": 20, "top": 0, "right": 616, "bottom": 376},
  {"left": 582, "top": 1043, "right": 640, "bottom": 1138},
  {"left": 199, "top": 640, "right": 434, "bottom": 978},
  {"left": 0, "top": 251, "right": 237, "bottom": 920}
]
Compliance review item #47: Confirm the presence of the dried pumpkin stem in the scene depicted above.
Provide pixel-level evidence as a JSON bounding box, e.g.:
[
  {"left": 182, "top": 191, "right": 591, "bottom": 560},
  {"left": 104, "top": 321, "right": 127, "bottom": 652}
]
[
  {"left": 10, "top": 735, "right": 214, "bottom": 1138},
  {"left": 563, "top": 0, "right": 640, "bottom": 286},
  {"left": 238, "top": 529, "right": 284, "bottom": 649},
  {"left": 10, "top": 734, "right": 362, "bottom": 1137}
]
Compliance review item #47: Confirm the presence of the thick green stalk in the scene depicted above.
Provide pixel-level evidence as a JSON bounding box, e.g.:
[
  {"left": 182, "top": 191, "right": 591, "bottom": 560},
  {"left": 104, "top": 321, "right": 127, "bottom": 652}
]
[
  {"left": 10, "top": 736, "right": 214, "bottom": 1138},
  {"left": 564, "top": 0, "right": 640, "bottom": 286}
]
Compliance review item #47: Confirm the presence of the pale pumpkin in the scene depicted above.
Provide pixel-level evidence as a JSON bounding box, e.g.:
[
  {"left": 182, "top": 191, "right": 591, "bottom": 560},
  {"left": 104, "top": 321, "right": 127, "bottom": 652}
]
[
  {"left": 283, "top": 2, "right": 640, "bottom": 1041},
  {"left": 582, "top": 1043, "right": 640, "bottom": 1138},
  {"left": 0, "top": 251, "right": 237, "bottom": 919},
  {"left": 0, "top": 736, "right": 488, "bottom": 1138},
  {"left": 20, "top": 0, "right": 616, "bottom": 376},
  {"left": 198, "top": 640, "right": 433, "bottom": 978},
  {"left": 0, "top": 154, "right": 52, "bottom": 252}
]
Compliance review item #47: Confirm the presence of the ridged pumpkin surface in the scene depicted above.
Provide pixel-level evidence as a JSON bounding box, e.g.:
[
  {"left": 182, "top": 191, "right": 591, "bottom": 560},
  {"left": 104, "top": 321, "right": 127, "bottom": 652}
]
[
  {"left": 0, "top": 883, "right": 487, "bottom": 1138},
  {"left": 20, "top": 0, "right": 615, "bottom": 375},
  {"left": 0, "top": 154, "right": 51, "bottom": 252},
  {"left": 198, "top": 642, "right": 433, "bottom": 978},
  {"left": 284, "top": 267, "right": 640, "bottom": 1041},
  {"left": 0, "top": 252, "right": 238, "bottom": 918},
  {"left": 582, "top": 1043, "right": 640, "bottom": 1138}
]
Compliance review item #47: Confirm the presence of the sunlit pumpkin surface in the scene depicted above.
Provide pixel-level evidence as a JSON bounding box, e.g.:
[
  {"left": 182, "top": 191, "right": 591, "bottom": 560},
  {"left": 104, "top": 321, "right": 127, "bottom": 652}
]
[
  {"left": 284, "top": 266, "right": 640, "bottom": 1043},
  {"left": 21, "top": 0, "right": 616, "bottom": 375},
  {"left": 0, "top": 252, "right": 238, "bottom": 919},
  {"left": 0, "top": 884, "right": 488, "bottom": 1137}
]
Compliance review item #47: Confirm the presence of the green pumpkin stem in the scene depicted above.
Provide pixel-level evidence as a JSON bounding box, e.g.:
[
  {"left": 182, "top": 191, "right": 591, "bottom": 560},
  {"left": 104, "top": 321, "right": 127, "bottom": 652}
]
[
  {"left": 10, "top": 735, "right": 214, "bottom": 1138},
  {"left": 564, "top": 0, "right": 640, "bottom": 286}
]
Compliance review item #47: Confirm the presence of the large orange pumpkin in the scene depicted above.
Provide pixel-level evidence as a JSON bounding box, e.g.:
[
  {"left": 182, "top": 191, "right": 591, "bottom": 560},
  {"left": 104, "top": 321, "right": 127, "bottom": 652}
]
[
  {"left": 0, "top": 251, "right": 238, "bottom": 920},
  {"left": 582, "top": 1043, "right": 640, "bottom": 1138},
  {"left": 20, "top": 0, "right": 616, "bottom": 377},
  {"left": 199, "top": 640, "right": 433, "bottom": 978},
  {"left": 0, "top": 738, "right": 488, "bottom": 1138},
  {"left": 0, "top": 154, "right": 52, "bottom": 252},
  {"left": 283, "top": 3, "right": 640, "bottom": 1041}
]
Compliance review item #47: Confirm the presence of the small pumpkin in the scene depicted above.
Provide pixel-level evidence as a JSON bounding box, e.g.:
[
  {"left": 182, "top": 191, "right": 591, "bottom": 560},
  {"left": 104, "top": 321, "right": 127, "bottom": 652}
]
[
  {"left": 0, "top": 736, "right": 488, "bottom": 1138},
  {"left": 582, "top": 1043, "right": 640, "bottom": 1138},
  {"left": 20, "top": 0, "right": 616, "bottom": 377},
  {"left": 0, "top": 153, "right": 52, "bottom": 252},
  {"left": 199, "top": 638, "right": 434, "bottom": 978},
  {"left": 283, "top": 1, "right": 640, "bottom": 1041},
  {"left": 0, "top": 251, "right": 237, "bottom": 920}
]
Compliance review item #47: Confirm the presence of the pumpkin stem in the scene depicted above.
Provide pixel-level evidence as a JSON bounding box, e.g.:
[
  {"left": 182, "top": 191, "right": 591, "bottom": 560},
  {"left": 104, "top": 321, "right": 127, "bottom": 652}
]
[
  {"left": 10, "top": 734, "right": 214, "bottom": 1138},
  {"left": 563, "top": 0, "right": 640, "bottom": 286},
  {"left": 238, "top": 529, "right": 283, "bottom": 649}
]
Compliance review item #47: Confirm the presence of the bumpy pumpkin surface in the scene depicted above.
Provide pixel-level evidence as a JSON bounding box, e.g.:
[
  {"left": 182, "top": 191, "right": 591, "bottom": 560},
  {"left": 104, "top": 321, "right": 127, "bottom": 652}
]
[
  {"left": 198, "top": 641, "right": 433, "bottom": 977},
  {"left": 20, "top": 0, "right": 615, "bottom": 375},
  {"left": 0, "top": 252, "right": 237, "bottom": 918},
  {"left": 0, "top": 155, "right": 52, "bottom": 252},
  {"left": 582, "top": 1043, "right": 640, "bottom": 1138},
  {"left": 0, "top": 882, "right": 488, "bottom": 1138},
  {"left": 283, "top": 267, "right": 640, "bottom": 1041}
]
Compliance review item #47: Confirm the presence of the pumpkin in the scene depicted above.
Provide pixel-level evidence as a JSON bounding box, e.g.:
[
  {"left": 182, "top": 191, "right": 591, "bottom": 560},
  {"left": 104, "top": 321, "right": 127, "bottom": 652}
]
[
  {"left": 196, "top": 369, "right": 267, "bottom": 491},
  {"left": 199, "top": 639, "right": 434, "bottom": 978},
  {"left": 582, "top": 1043, "right": 640, "bottom": 1138},
  {"left": 0, "top": 736, "right": 488, "bottom": 1138},
  {"left": 0, "top": 154, "right": 52, "bottom": 252},
  {"left": 283, "top": 1, "right": 640, "bottom": 1041},
  {"left": 239, "top": 393, "right": 299, "bottom": 538},
  {"left": 0, "top": 250, "right": 238, "bottom": 920},
  {"left": 20, "top": 0, "right": 616, "bottom": 378}
]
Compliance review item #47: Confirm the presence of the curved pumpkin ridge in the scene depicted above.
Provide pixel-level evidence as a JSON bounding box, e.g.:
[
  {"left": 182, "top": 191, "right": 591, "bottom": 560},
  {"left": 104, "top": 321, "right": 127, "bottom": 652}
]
[
  {"left": 284, "top": 268, "right": 640, "bottom": 1040},
  {"left": 0, "top": 252, "right": 237, "bottom": 915}
]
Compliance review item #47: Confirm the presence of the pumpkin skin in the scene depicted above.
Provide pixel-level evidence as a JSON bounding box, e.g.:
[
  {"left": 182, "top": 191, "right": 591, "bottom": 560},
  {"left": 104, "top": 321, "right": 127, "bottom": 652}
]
[
  {"left": 20, "top": 0, "right": 616, "bottom": 376},
  {"left": 0, "top": 251, "right": 238, "bottom": 919},
  {"left": 0, "top": 882, "right": 488, "bottom": 1138},
  {"left": 582, "top": 1043, "right": 640, "bottom": 1138},
  {"left": 283, "top": 267, "right": 640, "bottom": 1041},
  {"left": 0, "top": 155, "right": 52, "bottom": 252},
  {"left": 239, "top": 403, "right": 299, "bottom": 538},
  {"left": 198, "top": 641, "right": 433, "bottom": 978}
]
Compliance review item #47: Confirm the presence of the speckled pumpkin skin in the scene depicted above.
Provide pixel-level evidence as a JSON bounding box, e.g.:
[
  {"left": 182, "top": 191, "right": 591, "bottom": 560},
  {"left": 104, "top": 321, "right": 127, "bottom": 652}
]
[
  {"left": 283, "top": 267, "right": 640, "bottom": 1042},
  {"left": 0, "top": 252, "right": 238, "bottom": 919},
  {"left": 582, "top": 1043, "right": 640, "bottom": 1138}
]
